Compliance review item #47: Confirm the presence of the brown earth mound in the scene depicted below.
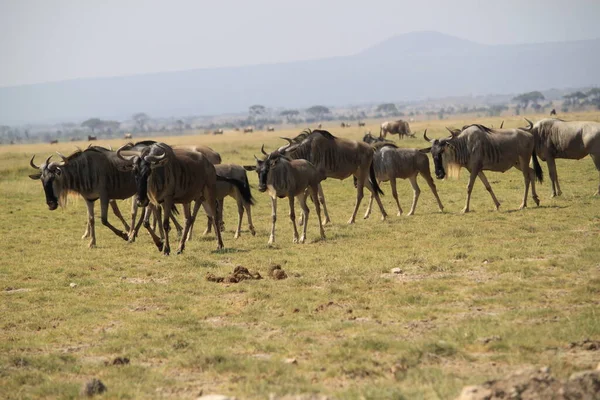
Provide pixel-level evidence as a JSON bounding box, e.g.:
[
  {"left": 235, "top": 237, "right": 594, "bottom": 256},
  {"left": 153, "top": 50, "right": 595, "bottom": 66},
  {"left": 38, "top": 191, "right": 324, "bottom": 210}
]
[{"left": 206, "top": 266, "right": 262, "bottom": 284}]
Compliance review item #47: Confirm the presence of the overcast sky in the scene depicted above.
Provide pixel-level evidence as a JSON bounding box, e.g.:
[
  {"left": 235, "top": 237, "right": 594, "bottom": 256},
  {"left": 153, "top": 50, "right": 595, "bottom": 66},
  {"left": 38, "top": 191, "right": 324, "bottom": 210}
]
[{"left": 1, "top": 0, "right": 599, "bottom": 87}]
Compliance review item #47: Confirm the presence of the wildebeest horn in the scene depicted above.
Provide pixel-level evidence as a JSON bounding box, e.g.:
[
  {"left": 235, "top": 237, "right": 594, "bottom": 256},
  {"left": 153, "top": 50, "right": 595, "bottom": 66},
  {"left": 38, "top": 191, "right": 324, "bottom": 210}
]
[
  {"left": 445, "top": 127, "right": 459, "bottom": 137},
  {"left": 280, "top": 137, "right": 293, "bottom": 144},
  {"left": 500, "top": 121, "right": 504, "bottom": 129},
  {"left": 30, "top": 155, "right": 40, "bottom": 169},
  {"left": 423, "top": 129, "right": 432, "bottom": 142},
  {"left": 145, "top": 149, "right": 166, "bottom": 163},
  {"left": 116, "top": 144, "right": 137, "bottom": 161},
  {"left": 44, "top": 155, "right": 53, "bottom": 166},
  {"left": 261, "top": 144, "right": 268, "bottom": 156},
  {"left": 56, "top": 151, "right": 68, "bottom": 163},
  {"left": 254, "top": 154, "right": 260, "bottom": 162},
  {"left": 523, "top": 117, "right": 533, "bottom": 130},
  {"left": 109, "top": 145, "right": 113, "bottom": 151}
]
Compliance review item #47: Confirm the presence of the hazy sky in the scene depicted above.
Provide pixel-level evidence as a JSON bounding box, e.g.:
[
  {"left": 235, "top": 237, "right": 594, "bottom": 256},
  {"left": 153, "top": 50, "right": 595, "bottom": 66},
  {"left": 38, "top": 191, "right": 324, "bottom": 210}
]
[{"left": 2, "top": 0, "right": 599, "bottom": 87}]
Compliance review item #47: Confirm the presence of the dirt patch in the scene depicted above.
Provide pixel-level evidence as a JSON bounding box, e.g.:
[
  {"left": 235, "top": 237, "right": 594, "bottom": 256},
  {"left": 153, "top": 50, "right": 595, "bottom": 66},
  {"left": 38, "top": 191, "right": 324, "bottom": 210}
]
[
  {"left": 106, "top": 357, "right": 130, "bottom": 366},
  {"left": 569, "top": 339, "right": 600, "bottom": 351},
  {"left": 206, "top": 266, "right": 262, "bottom": 284},
  {"left": 456, "top": 366, "right": 600, "bottom": 400}
]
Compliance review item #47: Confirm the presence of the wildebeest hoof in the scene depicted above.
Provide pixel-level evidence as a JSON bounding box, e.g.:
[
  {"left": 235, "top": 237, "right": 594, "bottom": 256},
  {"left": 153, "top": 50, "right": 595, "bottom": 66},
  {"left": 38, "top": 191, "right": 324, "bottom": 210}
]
[
  {"left": 81, "top": 233, "right": 90, "bottom": 240},
  {"left": 157, "top": 242, "right": 164, "bottom": 252},
  {"left": 363, "top": 213, "right": 370, "bottom": 219},
  {"left": 119, "top": 231, "right": 128, "bottom": 240},
  {"left": 88, "top": 242, "right": 96, "bottom": 249},
  {"left": 176, "top": 248, "right": 184, "bottom": 255},
  {"left": 347, "top": 218, "right": 356, "bottom": 224},
  {"left": 299, "top": 236, "right": 306, "bottom": 243},
  {"left": 163, "top": 247, "right": 170, "bottom": 256},
  {"left": 406, "top": 211, "right": 415, "bottom": 216},
  {"left": 461, "top": 207, "right": 470, "bottom": 214},
  {"left": 268, "top": 237, "right": 275, "bottom": 245},
  {"left": 397, "top": 212, "right": 403, "bottom": 217},
  {"left": 293, "top": 236, "right": 299, "bottom": 244},
  {"left": 250, "top": 227, "right": 256, "bottom": 236}
]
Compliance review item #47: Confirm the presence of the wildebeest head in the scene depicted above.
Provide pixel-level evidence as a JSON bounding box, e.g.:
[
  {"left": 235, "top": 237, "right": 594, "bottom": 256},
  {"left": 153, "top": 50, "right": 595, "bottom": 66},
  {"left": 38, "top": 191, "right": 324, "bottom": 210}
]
[
  {"left": 28, "top": 154, "right": 63, "bottom": 210},
  {"left": 244, "top": 145, "right": 289, "bottom": 193},
  {"left": 423, "top": 128, "right": 458, "bottom": 180},
  {"left": 117, "top": 143, "right": 168, "bottom": 207}
]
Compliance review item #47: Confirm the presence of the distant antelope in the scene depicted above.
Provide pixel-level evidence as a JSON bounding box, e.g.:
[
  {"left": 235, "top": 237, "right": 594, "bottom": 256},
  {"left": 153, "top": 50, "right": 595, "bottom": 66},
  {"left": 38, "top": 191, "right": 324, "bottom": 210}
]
[{"left": 88, "top": 135, "right": 97, "bottom": 141}]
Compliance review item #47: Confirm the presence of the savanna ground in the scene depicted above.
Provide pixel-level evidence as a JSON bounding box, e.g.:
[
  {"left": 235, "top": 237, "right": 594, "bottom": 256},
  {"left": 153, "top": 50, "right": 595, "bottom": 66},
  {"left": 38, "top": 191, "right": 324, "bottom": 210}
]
[{"left": 1, "top": 113, "right": 599, "bottom": 399}]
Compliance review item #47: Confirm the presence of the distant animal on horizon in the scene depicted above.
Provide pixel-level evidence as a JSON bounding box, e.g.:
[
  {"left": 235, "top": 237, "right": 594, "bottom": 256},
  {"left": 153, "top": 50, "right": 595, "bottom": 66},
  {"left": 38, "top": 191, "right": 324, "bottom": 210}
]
[
  {"left": 317, "top": 123, "right": 322, "bottom": 129},
  {"left": 124, "top": 133, "right": 133, "bottom": 139},
  {"left": 340, "top": 122, "right": 351, "bottom": 128},
  {"left": 50, "top": 139, "right": 58, "bottom": 145},
  {"left": 550, "top": 109, "right": 557, "bottom": 116},
  {"left": 244, "top": 127, "right": 254, "bottom": 133},
  {"left": 88, "top": 135, "right": 97, "bottom": 141},
  {"left": 358, "top": 121, "right": 366, "bottom": 127},
  {"left": 380, "top": 120, "right": 412, "bottom": 139},
  {"left": 213, "top": 129, "right": 224, "bottom": 135},
  {"left": 267, "top": 126, "right": 275, "bottom": 132}
]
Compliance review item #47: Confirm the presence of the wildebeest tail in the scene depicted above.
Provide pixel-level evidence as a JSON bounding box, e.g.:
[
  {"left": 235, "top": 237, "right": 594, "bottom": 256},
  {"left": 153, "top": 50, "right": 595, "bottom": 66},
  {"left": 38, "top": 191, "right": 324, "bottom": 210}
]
[
  {"left": 531, "top": 149, "right": 543, "bottom": 183},
  {"left": 369, "top": 161, "right": 384, "bottom": 196},
  {"left": 217, "top": 175, "right": 255, "bottom": 205}
]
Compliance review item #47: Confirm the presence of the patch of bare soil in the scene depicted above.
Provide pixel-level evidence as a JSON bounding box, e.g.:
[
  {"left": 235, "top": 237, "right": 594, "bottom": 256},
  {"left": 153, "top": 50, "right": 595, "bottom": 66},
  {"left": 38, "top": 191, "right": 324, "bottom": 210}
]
[
  {"left": 206, "top": 266, "right": 262, "bottom": 284},
  {"left": 456, "top": 366, "right": 600, "bottom": 400},
  {"left": 570, "top": 339, "right": 600, "bottom": 351}
]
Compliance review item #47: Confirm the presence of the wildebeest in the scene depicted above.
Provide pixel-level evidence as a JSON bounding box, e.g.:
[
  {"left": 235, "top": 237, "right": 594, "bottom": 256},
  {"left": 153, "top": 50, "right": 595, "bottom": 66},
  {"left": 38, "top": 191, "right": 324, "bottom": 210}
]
[
  {"left": 550, "top": 109, "right": 557, "bottom": 116},
  {"left": 363, "top": 132, "right": 444, "bottom": 217},
  {"left": 213, "top": 129, "right": 224, "bottom": 135},
  {"left": 424, "top": 124, "right": 543, "bottom": 212},
  {"left": 380, "top": 120, "right": 412, "bottom": 139},
  {"left": 28, "top": 147, "right": 139, "bottom": 248},
  {"left": 340, "top": 122, "right": 351, "bottom": 128},
  {"left": 267, "top": 126, "right": 275, "bottom": 132},
  {"left": 117, "top": 142, "right": 223, "bottom": 254},
  {"left": 522, "top": 117, "right": 600, "bottom": 196},
  {"left": 363, "top": 131, "right": 393, "bottom": 145},
  {"left": 88, "top": 135, "right": 97, "bottom": 141},
  {"left": 317, "top": 123, "right": 322, "bottom": 129},
  {"left": 278, "top": 129, "right": 387, "bottom": 224},
  {"left": 244, "top": 145, "right": 325, "bottom": 244},
  {"left": 244, "top": 127, "right": 254, "bottom": 133},
  {"left": 124, "top": 133, "right": 133, "bottom": 139},
  {"left": 50, "top": 139, "right": 58, "bottom": 145},
  {"left": 358, "top": 121, "right": 366, "bottom": 127},
  {"left": 203, "top": 164, "right": 255, "bottom": 239}
]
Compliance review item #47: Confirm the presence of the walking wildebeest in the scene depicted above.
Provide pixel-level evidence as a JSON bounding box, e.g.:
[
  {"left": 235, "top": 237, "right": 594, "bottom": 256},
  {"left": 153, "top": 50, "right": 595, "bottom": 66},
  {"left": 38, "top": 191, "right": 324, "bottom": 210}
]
[
  {"left": 213, "top": 129, "right": 224, "bottom": 135},
  {"left": 550, "top": 109, "right": 557, "bottom": 116},
  {"left": 522, "top": 117, "right": 600, "bottom": 196},
  {"left": 363, "top": 131, "right": 444, "bottom": 217},
  {"left": 28, "top": 147, "right": 140, "bottom": 248},
  {"left": 203, "top": 164, "right": 255, "bottom": 239},
  {"left": 267, "top": 126, "right": 275, "bottom": 132},
  {"left": 50, "top": 139, "right": 58, "bottom": 145},
  {"left": 380, "top": 120, "right": 412, "bottom": 139},
  {"left": 244, "top": 127, "right": 254, "bottom": 133},
  {"left": 340, "top": 122, "right": 351, "bottom": 128},
  {"left": 244, "top": 145, "right": 326, "bottom": 245},
  {"left": 88, "top": 135, "right": 97, "bottom": 141},
  {"left": 278, "top": 129, "right": 387, "bottom": 224},
  {"left": 358, "top": 121, "right": 366, "bottom": 127},
  {"left": 117, "top": 142, "right": 223, "bottom": 254},
  {"left": 124, "top": 133, "right": 133, "bottom": 139},
  {"left": 423, "top": 124, "right": 543, "bottom": 212}
]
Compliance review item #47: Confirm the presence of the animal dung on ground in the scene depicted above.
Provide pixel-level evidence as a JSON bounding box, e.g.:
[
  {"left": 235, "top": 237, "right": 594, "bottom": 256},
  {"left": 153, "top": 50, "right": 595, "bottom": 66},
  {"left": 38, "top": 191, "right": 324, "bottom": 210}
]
[
  {"left": 268, "top": 264, "right": 287, "bottom": 280},
  {"left": 205, "top": 266, "right": 262, "bottom": 284},
  {"left": 107, "top": 357, "right": 130, "bottom": 366}
]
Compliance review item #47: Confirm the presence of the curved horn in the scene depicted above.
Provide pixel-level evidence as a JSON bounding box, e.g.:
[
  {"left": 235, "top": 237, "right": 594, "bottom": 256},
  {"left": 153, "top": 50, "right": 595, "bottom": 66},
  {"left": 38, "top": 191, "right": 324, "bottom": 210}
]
[
  {"left": 280, "top": 137, "right": 293, "bottom": 145},
  {"left": 44, "top": 155, "right": 53, "bottom": 166},
  {"left": 261, "top": 144, "right": 268, "bottom": 156},
  {"left": 500, "top": 120, "right": 504, "bottom": 129},
  {"left": 145, "top": 149, "right": 166, "bottom": 163},
  {"left": 523, "top": 117, "right": 533, "bottom": 130},
  {"left": 254, "top": 154, "right": 260, "bottom": 162},
  {"left": 423, "top": 129, "right": 432, "bottom": 142},
  {"left": 30, "top": 155, "right": 40, "bottom": 169},
  {"left": 109, "top": 145, "right": 113, "bottom": 151},
  {"left": 56, "top": 151, "right": 68, "bottom": 163},
  {"left": 116, "top": 144, "right": 137, "bottom": 161}
]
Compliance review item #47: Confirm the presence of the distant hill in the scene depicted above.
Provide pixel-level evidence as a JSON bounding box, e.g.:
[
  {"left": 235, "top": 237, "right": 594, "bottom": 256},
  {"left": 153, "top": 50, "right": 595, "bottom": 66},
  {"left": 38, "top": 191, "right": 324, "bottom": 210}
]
[{"left": 1, "top": 31, "right": 599, "bottom": 124}]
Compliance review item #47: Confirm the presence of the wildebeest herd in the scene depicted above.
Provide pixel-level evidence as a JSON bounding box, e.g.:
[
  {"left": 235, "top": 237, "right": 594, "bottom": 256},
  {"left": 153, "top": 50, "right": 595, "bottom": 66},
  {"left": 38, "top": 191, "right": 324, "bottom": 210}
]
[{"left": 28, "top": 117, "right": 600, "bottom": 254}]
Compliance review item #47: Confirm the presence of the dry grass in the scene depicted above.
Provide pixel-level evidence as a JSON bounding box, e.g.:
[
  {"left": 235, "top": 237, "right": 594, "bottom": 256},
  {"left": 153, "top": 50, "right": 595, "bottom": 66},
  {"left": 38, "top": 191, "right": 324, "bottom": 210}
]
[{"left": 1, "top": 112, "right": 599, "bottom": 399}]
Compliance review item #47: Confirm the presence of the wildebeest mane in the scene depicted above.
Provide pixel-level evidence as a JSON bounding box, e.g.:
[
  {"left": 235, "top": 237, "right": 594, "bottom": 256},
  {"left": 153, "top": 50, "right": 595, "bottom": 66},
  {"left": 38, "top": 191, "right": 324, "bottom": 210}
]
[
  {"left": 284, "top": 129, "right": 361, "bottom": 172},
  {"left": 372, "top": 142, "right": 398, "bottom": 150},
  {"left": 462, "top": 124, "right": 494, "bottom": 133}
]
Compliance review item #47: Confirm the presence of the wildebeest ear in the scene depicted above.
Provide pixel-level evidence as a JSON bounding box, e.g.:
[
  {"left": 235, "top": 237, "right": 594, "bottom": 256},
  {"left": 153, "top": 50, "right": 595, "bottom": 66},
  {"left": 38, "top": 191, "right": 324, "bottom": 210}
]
[
  {"left": 28, "top": 173, "right": 41, "bottom": 180},
  {"left": 243, "top": 165, "right": 256, "bottom": 171},
  {"left": 419, "top": 147, "right": 432, "bottom": 154}
]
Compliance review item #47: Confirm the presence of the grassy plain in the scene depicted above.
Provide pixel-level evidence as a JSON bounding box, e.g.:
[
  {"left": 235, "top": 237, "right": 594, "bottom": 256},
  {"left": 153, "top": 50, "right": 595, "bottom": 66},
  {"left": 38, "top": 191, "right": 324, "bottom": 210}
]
[{"left": 1, "top": 113, "right": 599, "bottom": 399}]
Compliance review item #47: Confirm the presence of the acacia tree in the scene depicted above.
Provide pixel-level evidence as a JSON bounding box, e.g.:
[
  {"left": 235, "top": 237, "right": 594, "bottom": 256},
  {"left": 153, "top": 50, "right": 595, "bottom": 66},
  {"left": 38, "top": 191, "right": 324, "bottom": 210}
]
[
  {"left": 175, "top": 119, "right": 184, "bottom": 132},
  {"left": 306, "top": 105, "right": 330, "bottom": 121},
  {"left": 513, "top": 91, "right": 545, "bottom": 109},
  {"left": 249, "top": 105, "right": 266, "bottom": 118},
  {"left": 376, "top": 103, "right": 398, "bottom": 115},
  {"left": 81, "top": 118, "right": 104, "bottom": 134},
  {"left": 280, "top": 109, "right": 300, "bottom": 123},
  {"left": 132, "top": 112, "right": 150, "bottom": 132}
]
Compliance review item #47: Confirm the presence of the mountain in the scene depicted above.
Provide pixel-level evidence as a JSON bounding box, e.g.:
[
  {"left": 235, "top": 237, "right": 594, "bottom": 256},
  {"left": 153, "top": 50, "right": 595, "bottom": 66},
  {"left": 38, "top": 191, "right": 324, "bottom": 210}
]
[{"left": 1, "top": 31, "right": 600, "bottom": 124}]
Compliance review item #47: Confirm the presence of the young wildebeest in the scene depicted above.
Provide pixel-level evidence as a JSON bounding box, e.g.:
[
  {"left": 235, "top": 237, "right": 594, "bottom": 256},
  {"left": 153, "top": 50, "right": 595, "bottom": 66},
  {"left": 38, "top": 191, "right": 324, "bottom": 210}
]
[
  {"left": 522, "top": 118, "right": 600, "bottom": 197},
  {"left": 424, "top": 124, "right": 543, "bottom": 213},
  {"left": 28, "top": 147, "right": 139, "bottom": 248},
  {"left": 363, "top": 131, "right": 444, "bottom": 217},
  {"left": 201, "top": 164, "right": 256, "bottom": 239},
  {"left": 117, "top": 142, "right": 223, "bottom": 254},
  {"left": 244, "top": 146, "right": 326, "bottom": 245},
  {"left": 278, "top": 129, "right": 387, "bottom": 224}
]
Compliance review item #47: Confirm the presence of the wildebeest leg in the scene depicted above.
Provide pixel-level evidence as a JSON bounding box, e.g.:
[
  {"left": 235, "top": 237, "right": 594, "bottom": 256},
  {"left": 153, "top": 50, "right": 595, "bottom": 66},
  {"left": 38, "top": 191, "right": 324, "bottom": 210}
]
[
  {"left": 298, "top": 192, "right": 309, "bottom": 244},
  {"left": 204, "top": 187, "right": 224, "bottom": 250},
  {"left": 160, "top": 199, "right": 173, "bottom": 255},
  {"left": 477, "top": 172, "right": 501, "bottom": 211},
  {"left": 109, "top": 200, "right": 130, "bottom": 232},
  {"left": 515, "top": 159, "right": 531, "bottom": 210},
  {"left": 142, "top": 205, "right": 163, "bottom": 251},
  {"left": 268, "top": 197, "right": 277, "bottom": 245},
  {"left": 204, "top": 214, "right": 213, "bottom": 235},
  {"left": 311, "top": 185, "right": 326, "bottom": 240},
  {"left": 390, "top": 178, "right": 404, "bottom": 216},
  {"left": 84, "top": 200, "right": 96, "bottom": 248},
  {"left": 170, "top": 214, "right": 184, "bottom": 238},
  {"left": 100, "top": 196, "right": 128, "bottom": 241},
  {"left": 362, "top": 172, "right": 388, "bottom": 221},
  {"left": 129, "top": 205, "right": 146, "bottom": 243},
  {"left": 245, "top": 200, "right": 256, "bottom": 236},
  {"left": 463, "top": 169, "right": 479, "bottom": 213},
  {"left": 234, "top": 194, "right": 244, "bottom": 239},
  {"left": 154, "top": 206, "right": 164, "bottom": 240},
  {"left": 289, "top": 196, "right": 299, "bottom": 243},
  {"left": 421, "top": 171, "right": 444, "bottom": 212},
  {"left": 317, "top": 183, "right": 331, "bottom": 225},
  {"left": 363, "top": 193, "right": 374, "bottom": 219},
  {"left": 349, "top": 171, "right": 366, "bottom": 224},
  {"left": 528, "top": 167, "right": 540, "bottom": 206},
  {"left": 177, "top": 203, "right": 195, "bottom": 254},
  {"left": 406, "top": 176, "right": 420, "bottom": 216},
  {"left": 546, "top": 157, "right": 562, "bottom": 197}
]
